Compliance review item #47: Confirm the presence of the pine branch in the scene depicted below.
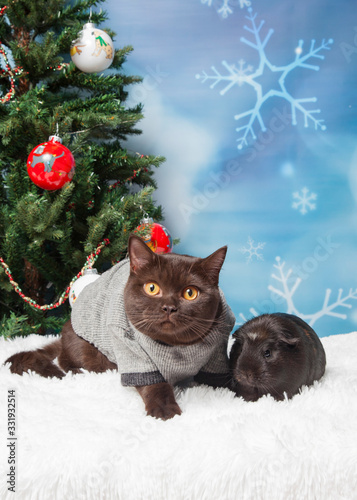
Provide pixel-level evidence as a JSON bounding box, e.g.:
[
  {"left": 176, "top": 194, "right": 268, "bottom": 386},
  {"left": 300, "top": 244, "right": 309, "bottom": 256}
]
[{"left": 0, "top": 0, "right": 167, "bottom": 333}]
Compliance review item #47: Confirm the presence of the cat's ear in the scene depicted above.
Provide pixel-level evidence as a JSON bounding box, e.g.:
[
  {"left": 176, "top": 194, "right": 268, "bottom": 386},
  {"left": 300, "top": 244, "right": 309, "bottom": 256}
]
[
  {"left": 128, "top": 235, "right": 156, "bottom": 273},
  {"left": 199, "top": 246, "right": 227, "bottom": 285}
]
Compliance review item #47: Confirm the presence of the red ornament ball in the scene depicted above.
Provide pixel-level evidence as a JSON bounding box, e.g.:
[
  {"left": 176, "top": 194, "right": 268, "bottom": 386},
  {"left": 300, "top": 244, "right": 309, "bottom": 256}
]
[
  {"left": 136, "top": 220, "right": 173, "bottom": 254},
  {"left": 27, "top": 136, "right": 75, "bottom": 190}
]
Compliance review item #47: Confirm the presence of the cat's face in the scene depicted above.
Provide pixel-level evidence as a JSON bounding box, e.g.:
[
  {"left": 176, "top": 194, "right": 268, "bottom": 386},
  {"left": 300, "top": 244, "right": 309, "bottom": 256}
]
[{"left": 124, "top": 235, "right": 227, "bottom": 346}]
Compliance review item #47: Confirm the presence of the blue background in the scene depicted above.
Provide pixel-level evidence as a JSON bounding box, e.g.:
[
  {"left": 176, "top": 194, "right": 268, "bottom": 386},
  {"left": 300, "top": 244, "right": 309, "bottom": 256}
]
[{"left": 107, "top": 0, "right": 357, "bottom": 337}]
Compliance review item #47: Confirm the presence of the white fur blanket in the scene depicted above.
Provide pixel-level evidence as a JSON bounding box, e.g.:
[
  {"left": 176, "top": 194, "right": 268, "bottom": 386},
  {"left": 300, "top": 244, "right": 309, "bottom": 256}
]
[{"left": 0, "top": 333, "right": 357, "bottom": 500}]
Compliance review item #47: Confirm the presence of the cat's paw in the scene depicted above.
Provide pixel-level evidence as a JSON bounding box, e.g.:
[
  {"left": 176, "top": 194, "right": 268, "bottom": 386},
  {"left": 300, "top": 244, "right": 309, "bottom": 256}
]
[
  {"left": 146, "top": 401, "right": 182, "bottom": 421},
  {"left": 5, "top": 352, "right": 65, "bottom": 379},
  {"left": 136, "top": 382, "right": 182, "bottom": 420}
]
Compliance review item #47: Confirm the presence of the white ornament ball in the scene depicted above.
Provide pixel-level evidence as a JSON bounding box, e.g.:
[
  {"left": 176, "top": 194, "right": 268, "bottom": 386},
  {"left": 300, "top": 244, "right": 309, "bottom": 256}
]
[
  {"left": 69, "top": 268, "right": 100, "bottom": 307},
  {"left": 70, "top": 22, "right": 114, "bottom": 73}
]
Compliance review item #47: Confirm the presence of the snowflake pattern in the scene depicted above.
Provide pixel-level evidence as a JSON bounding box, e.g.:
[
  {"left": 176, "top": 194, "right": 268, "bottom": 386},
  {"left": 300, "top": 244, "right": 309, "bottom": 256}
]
[
  {"left": 237, "top": 256, "right": 357, "bottom": 326},
  {"left": 239, "top": 236, "right": 265, "bottom": 262},
  {"left": 292, "top": 187, "right": 317, "bottom": 215},
  {"left": 200, "top": 0, "right": 252, "bottom": 19},
  {"left": 196, "top": 9, "right": 333, "bottom": 149},
  {"left": 196, "top": 59, "right": 253, "bottom": 91}
]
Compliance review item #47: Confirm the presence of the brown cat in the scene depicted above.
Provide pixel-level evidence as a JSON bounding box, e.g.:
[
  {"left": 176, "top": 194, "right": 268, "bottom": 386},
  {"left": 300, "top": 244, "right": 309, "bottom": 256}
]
[{"left": 5, "top": 235, "right": 235, "bottom": 420}]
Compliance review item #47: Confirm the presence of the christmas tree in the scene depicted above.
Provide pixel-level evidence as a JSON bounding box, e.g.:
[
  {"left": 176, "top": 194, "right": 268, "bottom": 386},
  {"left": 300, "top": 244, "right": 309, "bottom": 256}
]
[{"left": 0, "top": 0, "right": 165, "bottom": 337}]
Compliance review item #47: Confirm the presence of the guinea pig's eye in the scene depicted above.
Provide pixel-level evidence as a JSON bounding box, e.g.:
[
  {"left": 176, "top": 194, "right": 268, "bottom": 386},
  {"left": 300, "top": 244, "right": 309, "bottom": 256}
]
[
  {"left": 182, "top": 286, "right": 199, "bottom": 301},
  {"left": 144, "top": 282, "right": 161, "bottom": 296},
  {"left": 263, "top": 349, "right": 271, "bottom": 358}
]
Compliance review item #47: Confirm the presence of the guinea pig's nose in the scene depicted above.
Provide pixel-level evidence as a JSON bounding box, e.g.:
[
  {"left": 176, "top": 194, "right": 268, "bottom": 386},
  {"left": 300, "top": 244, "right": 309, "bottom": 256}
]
[{"left": 242, "top": 370, "right": 255, "bottom": 382}]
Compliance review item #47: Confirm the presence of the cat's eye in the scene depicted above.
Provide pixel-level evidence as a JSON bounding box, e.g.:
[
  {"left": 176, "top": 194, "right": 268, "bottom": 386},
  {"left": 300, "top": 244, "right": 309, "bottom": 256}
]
[
  {"left": 182, "top": 286, "right": 199, "bottom": 301},
  {"left": 144, "top": 282, "right": 161, "bottom": 296},
  {"left": 263, "top": 349, "right": 271, "bottom": 358}
]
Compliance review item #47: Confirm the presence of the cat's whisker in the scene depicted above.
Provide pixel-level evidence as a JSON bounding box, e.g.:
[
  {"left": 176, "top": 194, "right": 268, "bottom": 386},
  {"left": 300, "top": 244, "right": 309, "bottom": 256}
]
[
  {"left": 178, "top": 314, "right": 230, "bottom": 344},
  {"left": 129, "top": 310, "right": 231, "bottom": 346}
]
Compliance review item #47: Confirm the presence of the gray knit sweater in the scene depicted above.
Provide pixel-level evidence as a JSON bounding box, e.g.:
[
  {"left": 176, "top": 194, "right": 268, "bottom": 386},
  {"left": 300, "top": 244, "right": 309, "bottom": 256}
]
[{"left": 71, "top": 259, "right": 235, "bottom": 387}]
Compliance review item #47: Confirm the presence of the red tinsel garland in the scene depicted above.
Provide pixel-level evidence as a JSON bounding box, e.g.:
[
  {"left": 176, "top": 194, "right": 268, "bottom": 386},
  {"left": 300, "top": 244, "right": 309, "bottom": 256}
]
[{"left": 0, "top": 239, "right": 110, "bottom": 311}]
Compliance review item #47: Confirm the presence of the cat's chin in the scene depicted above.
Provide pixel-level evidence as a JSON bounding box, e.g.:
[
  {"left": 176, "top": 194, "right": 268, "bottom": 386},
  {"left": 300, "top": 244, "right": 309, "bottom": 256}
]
[{"left": 145, "top": 323, "right": 206, "bottom": 346}]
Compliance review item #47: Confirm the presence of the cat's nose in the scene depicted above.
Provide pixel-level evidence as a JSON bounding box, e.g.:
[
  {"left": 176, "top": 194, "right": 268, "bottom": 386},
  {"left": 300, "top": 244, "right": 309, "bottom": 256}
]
[{"left": 162, "top": 305, "right": 177, "bottom": 315}]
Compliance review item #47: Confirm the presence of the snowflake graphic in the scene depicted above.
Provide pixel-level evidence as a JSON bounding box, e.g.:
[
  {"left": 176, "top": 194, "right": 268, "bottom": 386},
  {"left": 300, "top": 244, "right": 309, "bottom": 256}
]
[
  {"left": 239, "top": 236, "right": 265, "bottom": 262},
  {"left": 292, "top": 187, "right": 317, "bottom": 215},
  {"left": 196, "top": 9, "right": 333, "bottom": 149},
  {"left": 237, "top": 256, "right": 357, "bottom": 326},
  {"left": 196, "top": 59, "right": 254, "bottom": 91},
  {"left": 200, "top": 0, "right": 251, "bottom": 19}
]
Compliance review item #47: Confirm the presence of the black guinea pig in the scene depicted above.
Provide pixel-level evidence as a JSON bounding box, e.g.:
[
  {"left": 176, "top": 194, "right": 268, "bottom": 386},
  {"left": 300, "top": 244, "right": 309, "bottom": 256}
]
[{"left": 229, "top": 313, "right": 326, "bottom": 402}]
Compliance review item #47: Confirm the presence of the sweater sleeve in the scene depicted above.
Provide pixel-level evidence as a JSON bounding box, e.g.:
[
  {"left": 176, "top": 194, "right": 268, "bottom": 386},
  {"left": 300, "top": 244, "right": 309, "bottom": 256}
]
[{"left": 110, "top": 326, "right": 165, "bottom": 387}]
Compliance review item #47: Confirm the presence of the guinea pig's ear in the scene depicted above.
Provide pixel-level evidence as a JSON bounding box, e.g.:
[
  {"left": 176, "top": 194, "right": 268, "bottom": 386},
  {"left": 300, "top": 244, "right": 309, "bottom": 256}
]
[{"left": 279, "top": 333, "right": 300, "bottom": 348}]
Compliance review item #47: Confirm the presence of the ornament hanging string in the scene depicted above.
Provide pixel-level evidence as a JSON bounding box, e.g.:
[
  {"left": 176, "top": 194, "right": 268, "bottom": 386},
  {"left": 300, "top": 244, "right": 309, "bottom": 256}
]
[{"left": 0, "top": 239, "right": 110, "bottom": 311}]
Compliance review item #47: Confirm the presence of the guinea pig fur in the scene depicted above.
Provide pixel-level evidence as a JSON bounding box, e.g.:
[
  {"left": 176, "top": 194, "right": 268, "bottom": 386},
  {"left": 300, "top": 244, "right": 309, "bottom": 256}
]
[{"left": 229, "top": 313, "right": 326, "bottom": 402}]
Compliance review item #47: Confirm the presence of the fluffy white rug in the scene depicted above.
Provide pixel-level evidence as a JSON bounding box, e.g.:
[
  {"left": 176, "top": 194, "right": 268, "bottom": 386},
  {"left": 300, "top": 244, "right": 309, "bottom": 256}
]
[{"left": 0, "top": 332, "right": 357, "bottom": 500}]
